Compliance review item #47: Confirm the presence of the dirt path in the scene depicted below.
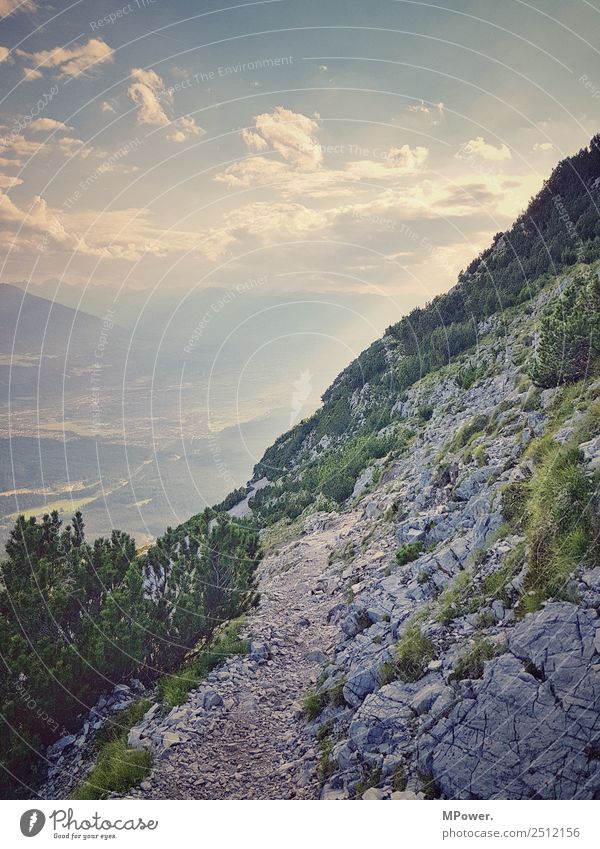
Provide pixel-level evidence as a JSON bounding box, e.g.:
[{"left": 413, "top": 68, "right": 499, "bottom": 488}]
[{"left": 128, "top": 512, "right": 354, "bottom": 799}]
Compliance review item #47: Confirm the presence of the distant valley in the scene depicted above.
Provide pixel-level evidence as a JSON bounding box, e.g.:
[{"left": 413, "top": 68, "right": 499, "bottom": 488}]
[{"left": 0, "top": 282, "right": 391, "bottom": 546}]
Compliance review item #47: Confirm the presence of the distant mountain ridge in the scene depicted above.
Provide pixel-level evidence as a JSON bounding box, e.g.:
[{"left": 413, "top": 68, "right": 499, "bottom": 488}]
[{"left": 0, "top": 283, "right": 127, "bottom": 356}]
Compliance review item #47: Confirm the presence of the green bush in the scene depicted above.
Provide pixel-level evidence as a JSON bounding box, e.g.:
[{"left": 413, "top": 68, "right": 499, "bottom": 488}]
[
  {"left": 0, "top": 508, "right": 260, "bottom": 796},
  {"left": 378, "top": 661, "right": 397, "bottom": 685},
  {"left": 530, "top": 273, "right": 600, "bottom": 388},
  {"left": 395, "top": 626, "right": 436, "bottom": 682},
  {"left": 417, "top": 404, "right": 434, "bottom": 422},
  {"left": 318, "top": 737, "right": 336, "bottom": 781},
  {"left": 327, "top": 679, "right": 346, "bottom": 708},
  {"left": 395, "top": 541, "right": 424, "bottom": 566},
  {"left": 456, "top": 363, "right": 483, "bottom": 390},
  {"left": 473, "top": 444, "right": 486, "bottom": 467},
  {"left": 436, "top": 570, "right": 473, "bottom": 624}
]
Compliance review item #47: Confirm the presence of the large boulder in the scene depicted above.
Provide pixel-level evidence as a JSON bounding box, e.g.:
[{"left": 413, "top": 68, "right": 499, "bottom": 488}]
[{"left": 417, "top": 604, "right": 600, "bottom": 799}]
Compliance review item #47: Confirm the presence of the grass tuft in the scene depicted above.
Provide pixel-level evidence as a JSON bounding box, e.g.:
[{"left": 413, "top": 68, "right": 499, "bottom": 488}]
[
  {"left": 158, "top": 618, "right": 248, "bottom": 707},
  {"left": 395, "top": 625, "right": 436, "bottom": 682},
  {"left": 70, "top": 699, "right": 152, "bottom": 800}
]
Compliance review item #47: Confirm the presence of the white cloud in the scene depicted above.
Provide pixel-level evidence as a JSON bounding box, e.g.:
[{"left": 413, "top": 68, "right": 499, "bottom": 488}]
[
  {"left": 458, "top": 136, "right": 512, "bottom": 162},
  {"left": 56, "top": 136, "right": 84, "bottom": 155},
  {"left": 197, "top": 201, "right": 328, "bottom": 260},
  {"left": 28, "top": 117, "right": 71, "bottom": 133},
  {"left": 217, "top": 142, "right": 429, "bottom": 198},
  {"left": 407, "top": 100, "right": 445, "bottom": 123},
  {"left": 18, "top": 37, "right": 114, "bottom": 79},
  {"left": 0, "top": 0, "right": 36, "bottom": 15},
  {"left": 0, "top": 174, "right": 22, "bottom": 188},
  {"left": 22, "top": 66, "right": 42, "bottom": 81},
  {"left": 0, "top": 192, "right": 74, "bottom": 246},
  {"left": 0, "top": 134, "right": 42, "bottom": 163},
  {"left": 533, "top": 141, "right": 555, "bottom": 152},
  {"left": 242, "top": 106, "right": 323, "bottom": 169},
  {"left": 240, "top": 128, "right": 269, "bottom": 151},
  {"left": 166, "top": 115, "right": 205, "bottom": 143},
  {"left": 128, "top": 69, "right": 205, "bottom": 142},
  {"left": 128, "top": 67, "right": 170, "bottom": 126},
  {"left": 0, "top": 46, "right": 10, "bottom": 63},
  {"left": 101, "top": 100, "right": 117, "bottom": 114}
]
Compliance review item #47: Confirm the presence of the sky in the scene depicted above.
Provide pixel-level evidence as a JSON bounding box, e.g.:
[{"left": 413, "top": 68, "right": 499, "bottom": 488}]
[{"left": 1, "top": 0, "right": 600, "bottom": 317}]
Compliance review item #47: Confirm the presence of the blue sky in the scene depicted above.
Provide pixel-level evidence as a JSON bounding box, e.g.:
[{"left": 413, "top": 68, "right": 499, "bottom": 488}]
[{"left": 1, "top": 0, "right": 599, "bottom": 315}]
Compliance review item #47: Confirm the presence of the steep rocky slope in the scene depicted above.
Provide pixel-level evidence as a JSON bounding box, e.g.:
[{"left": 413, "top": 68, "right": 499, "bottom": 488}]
[
  {"left": 35, "top": 138, "right": 600, "bottom": 801},
  {"left": 114, "top": 274, "right": 600, "bottom": 800}
]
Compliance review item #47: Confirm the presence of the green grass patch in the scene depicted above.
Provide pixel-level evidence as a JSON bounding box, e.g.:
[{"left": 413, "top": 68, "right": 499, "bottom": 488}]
[
  {"left": 70, "top": 739, "right": 152, "bottom": 800},
  {"left": 327, "top": 678, "right": 347, "bottom": 708},
  {"left": 354, "top": 766, "right": 382, "bottom": 797},
  {"left": 395, "top": 541, "right": 424, "bottom": 566},
  {"left": 500, "top": 481, "right": 530, "bottom": 531},
  {"left": 436, "top": 570, "right": 473, "bottom": 624},
  {"left": 482, "top": 542, "right": 525, "bottom": 604},
  {"left": 92, "top": 699, "right": 151, "bottom": 751},
  {"left": 158, "top": 618, "right": 248, "bottom": 707},
  {"left": 395, "top": 625, "right": 436, "bottom": 682},
  {"left": 452, "top": 414, "right": 490, "bottom": 451},
  {"left": 449, "top": 638, "right": 497, "bottom": 682},
  {"left": 304, "top": 689, "right": 328, "bottom": 720},
  {"left": 518, "top": 439, "right": 594, "bottom": 614},
  {"left": 70, "top": 698, "right": 152, "bottom": 800}
]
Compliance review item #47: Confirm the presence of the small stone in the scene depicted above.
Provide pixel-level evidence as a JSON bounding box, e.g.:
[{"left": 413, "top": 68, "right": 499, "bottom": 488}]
[
  {"left": 249, "top": 642, "right": 271, "bottom": 662},
  {"left": 305, "top": 649, "right": 327, "bottom": 663},
  {"left": 362, "top": 787, "right": 385, "bottom": 800}
]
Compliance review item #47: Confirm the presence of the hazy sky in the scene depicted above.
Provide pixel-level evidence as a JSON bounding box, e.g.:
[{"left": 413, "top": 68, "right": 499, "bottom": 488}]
[{"left": 0, "top": 0, "right": 599, "bottom": 313}]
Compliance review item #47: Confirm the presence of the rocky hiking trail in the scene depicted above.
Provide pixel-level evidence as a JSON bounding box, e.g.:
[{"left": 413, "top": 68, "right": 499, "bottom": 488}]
[{"left": 127, "top": 512, "right": 358, "bottom": 800}]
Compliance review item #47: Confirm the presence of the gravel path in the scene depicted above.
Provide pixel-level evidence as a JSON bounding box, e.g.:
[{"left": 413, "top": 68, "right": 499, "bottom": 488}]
[{"left": 128, "top": 512, "right": 354, "bottom": 799}]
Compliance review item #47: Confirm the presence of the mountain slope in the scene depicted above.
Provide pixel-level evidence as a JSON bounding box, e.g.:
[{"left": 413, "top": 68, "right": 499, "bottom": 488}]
[
  {"left": 242, "top": 135, "right": 600, "bottom": 526},
  {"left": 0, "top": 283, "right": 129, "bottom": 356},
  {"left": 119, "top": 265, "right": 600, "bottom": 801},
  {"left": 4, "top": 137, "right": 600, "bottom": 801}
]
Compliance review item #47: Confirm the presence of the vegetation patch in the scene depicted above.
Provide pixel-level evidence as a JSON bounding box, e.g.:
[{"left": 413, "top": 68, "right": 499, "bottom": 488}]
[
  {"left": 395, "top": 541, "right": 424, "bottom": 566},
  {"left": 436, "top": 570, "right": 473, "bottom": 624},
  {"left": 449, "top": 639, "right": 497, "bottom": 682},
  {"left": 501, "top": 480, "right": 531, "bottom": 531},
  {"left": 327, "top": 678, "right": 347, "bottom": 708},
  {"left": 303, "top": 689, "right": 328, "bottom": 720},
  {"left": 354, "top": 766, "right": 382, "bottom": 797},
  {"left": 158, "top": 618, "right": 249, "bottom": 707},
  {"left": 518, "top": 438, "right": 595, "bottom": 615},
  {"left": 0, "top": 508, "right": 260, "bottom": 796},
  {"left": 395, "top": 626, "right": 436, "bottom": 683},
  {"left": 529, "top": 271, "right": 600, "bottom": 388},
  {"left": 452, "top": 414, "right": 490, "bottom": 451},
  {"left": 70, "top": 699, "right": 152, "bottom": 800}
]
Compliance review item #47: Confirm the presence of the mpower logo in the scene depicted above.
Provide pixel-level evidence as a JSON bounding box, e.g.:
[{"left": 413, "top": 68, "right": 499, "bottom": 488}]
[{"left": 20, "top": 810, "right": 46, "bottom": 837}]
